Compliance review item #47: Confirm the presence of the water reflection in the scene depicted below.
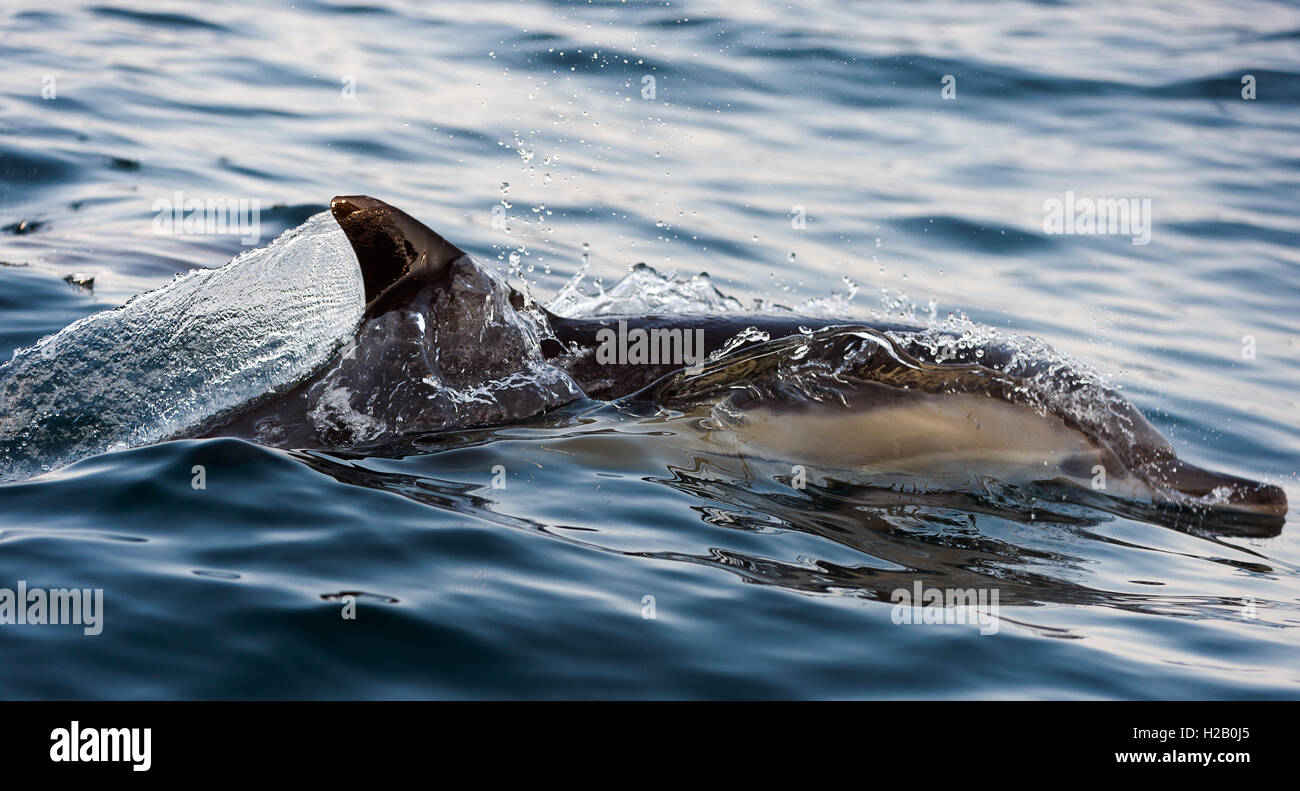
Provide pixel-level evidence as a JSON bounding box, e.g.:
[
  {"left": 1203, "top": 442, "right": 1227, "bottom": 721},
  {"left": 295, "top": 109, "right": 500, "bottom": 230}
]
[{"left": 293, "top": 407, "right": 1288, "bottom": 636}]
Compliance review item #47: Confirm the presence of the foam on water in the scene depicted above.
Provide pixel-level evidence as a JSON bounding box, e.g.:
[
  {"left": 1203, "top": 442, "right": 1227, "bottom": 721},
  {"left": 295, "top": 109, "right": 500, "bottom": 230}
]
[{"left": 0, "top": 212, "right": 364, "bottom": 481}]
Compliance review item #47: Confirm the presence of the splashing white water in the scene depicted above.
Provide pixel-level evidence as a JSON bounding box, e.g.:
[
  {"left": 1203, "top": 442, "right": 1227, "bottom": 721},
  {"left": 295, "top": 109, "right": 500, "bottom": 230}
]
[
  {"left": 0, "top": 212, "right": 364, "bottom": 481},
  {"left": 546, "top": 261, "right": 864, "bottom": 318}
]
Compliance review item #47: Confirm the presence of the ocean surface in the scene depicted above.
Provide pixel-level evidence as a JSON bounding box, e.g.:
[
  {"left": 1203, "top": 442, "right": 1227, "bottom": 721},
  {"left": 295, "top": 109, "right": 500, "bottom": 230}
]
[{"left": 1, "top": 0, "right": 1299, "bottom": 699}]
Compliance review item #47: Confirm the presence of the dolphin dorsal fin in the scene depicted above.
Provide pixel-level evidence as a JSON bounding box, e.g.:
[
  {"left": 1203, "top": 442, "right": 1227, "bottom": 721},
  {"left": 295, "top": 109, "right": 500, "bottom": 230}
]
[{"left": 330, "top": 195, "right": 468, "bottom": 315}]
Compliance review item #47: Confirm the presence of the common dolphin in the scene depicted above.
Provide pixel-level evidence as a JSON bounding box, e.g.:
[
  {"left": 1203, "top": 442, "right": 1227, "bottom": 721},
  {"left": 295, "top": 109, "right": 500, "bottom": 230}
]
[
  {"left": 0, "top": 195, "right": 1286, "bottom": 519},
  {"left": 196, "top": 196, "right": 1286, "bottom": 519}
]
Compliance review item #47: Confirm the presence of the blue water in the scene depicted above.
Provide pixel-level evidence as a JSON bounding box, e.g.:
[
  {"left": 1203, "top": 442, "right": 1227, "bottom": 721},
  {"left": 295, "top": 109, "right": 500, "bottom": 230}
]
[{"left": 2, "top": 0, "right": 1299, "bottom": 699}]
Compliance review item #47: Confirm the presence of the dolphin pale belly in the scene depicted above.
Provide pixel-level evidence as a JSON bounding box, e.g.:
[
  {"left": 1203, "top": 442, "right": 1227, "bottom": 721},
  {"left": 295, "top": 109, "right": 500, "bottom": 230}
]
[{"left": 0, "top": 195, "right": 1286, "bottom": 520}]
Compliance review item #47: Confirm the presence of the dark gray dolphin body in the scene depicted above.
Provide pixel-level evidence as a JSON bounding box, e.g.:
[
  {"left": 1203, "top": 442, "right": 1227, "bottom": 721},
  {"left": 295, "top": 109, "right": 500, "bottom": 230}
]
[
  {"left": 198, "top": 195, "right": 862, "bottom": 442},
  {"left": 196, "top": 196, "right": 1286, "bottom": 519}
]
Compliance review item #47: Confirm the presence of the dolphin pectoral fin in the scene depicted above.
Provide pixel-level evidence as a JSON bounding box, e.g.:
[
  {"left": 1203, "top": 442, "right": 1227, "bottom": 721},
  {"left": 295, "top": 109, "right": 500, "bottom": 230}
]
[{"left": 329, "top": 195, "right": 469, "bottom": 316}]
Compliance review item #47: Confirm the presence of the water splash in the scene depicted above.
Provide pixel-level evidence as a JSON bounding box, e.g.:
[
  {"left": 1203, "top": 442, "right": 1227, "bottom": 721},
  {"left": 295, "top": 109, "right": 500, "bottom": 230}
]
[
  {"left": 0, "top": 212, "right": 364, "bottom": 481},
  {"left": 548, "top": 260, "right": 870, "bottom": 320},
  {"left": 547, "top": 262, "right": 745, "bottom": 316}
]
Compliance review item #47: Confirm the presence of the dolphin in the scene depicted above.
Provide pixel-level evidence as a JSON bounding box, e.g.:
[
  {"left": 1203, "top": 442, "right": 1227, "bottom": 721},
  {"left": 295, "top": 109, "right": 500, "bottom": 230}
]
[
  {"left": 193, "top": 195, "right": 1286, "bottom": 519},
  {"left": 1, "top": 194, "right": 1285, "bottom": 518}
]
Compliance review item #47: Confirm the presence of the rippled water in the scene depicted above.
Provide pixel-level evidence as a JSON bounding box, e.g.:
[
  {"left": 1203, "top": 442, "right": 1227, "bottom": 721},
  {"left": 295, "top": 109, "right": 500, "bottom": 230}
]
[{"left": 2, "top": 0, "right": 1298, "bottom": 698}]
